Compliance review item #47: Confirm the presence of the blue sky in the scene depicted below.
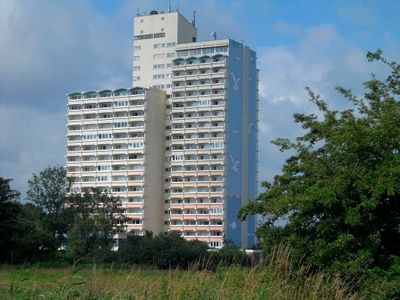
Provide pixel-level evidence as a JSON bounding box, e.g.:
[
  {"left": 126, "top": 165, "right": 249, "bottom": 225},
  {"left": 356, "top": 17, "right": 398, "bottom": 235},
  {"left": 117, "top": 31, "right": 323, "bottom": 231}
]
[{"left": 1, "top": 0, "right": 399, "bottom": 197}]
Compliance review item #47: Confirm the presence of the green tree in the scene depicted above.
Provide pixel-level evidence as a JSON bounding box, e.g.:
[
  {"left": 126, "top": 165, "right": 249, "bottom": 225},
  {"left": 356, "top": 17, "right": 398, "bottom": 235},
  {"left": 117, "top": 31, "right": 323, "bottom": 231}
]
[
  {"left": 27, "top": 165, "right": 70, "bottom": 249},
  {"left": 239, "top": 50, "right": 400, "bottom": 287},
  {"left": 0, "top": 178, "right": 21, "bottom": 262},
  {"left": 11, "top": 203, "right": 56, "bottom": 262},
  {"left": 66, "top": 190, "right": 127, "bottom": 261}
]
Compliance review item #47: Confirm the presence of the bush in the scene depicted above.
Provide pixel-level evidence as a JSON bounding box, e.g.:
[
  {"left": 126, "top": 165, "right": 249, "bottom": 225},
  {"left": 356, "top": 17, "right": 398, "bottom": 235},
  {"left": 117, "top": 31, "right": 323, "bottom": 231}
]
[{"left": 117, "top": 231, "right": 209, "bottom": 268}]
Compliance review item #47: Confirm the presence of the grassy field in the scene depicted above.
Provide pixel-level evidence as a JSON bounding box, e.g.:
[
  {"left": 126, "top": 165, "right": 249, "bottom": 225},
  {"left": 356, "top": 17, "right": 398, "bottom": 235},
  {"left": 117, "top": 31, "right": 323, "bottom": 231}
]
[{"left": 0, "top": 248, "right": 366, "bottom": 299}]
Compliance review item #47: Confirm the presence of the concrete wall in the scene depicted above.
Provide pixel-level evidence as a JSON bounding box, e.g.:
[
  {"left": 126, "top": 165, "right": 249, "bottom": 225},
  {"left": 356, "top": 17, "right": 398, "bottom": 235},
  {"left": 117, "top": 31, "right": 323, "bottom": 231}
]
[{"left": 143, "top": 88, "right": 167, "bottom": 234}]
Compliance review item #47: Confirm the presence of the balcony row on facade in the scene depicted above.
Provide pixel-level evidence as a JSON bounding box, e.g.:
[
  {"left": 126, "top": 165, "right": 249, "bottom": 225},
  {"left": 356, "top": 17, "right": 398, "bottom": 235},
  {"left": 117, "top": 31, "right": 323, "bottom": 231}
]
[
  {"left": 167, "top": 153, "right": 225, "bottom": 162},
  {"left": 172, "top": 70, "right": 226, "bottom": 80},
  {"left": 168, "top": 120, "right": 225, "bottom": 130},
  {"left": 172, "top": 78, "right": 225, "bottom": 89},
  {"left": 70, "top": 186, "right": 145, "bottom": 194},
  {"left": 169, "top": 131, "right": 224, "bottom": 141},
  {"left": 67, "top": 162, "right": 144, "bottom": 171},
  {"left": 67, "top": 121, "right": 145, "bottom": 131},
  {"left": 67, "top": 88, "right": 147, "bottom": 101},
  {"left": 67, "top": 101, "right": 147, "bottom": 112},
  {"left": 168, "top": 175, "right": 224, "bottom": 182},
  {"left": 167, "top": 142, "right": 224, "bottom": 152},
  {"left": 172, "top": 88, "right": 225, "bottom": 99},
  {"left": 67, "top": 109, "right": 145, "bottom": 120},
  {"left": 67, "top": 142, "right": 145, "bottom": 152},
  {"left": 170, "top": 98, "right": 225, "bottom": 109},
  {"left": 67, "top": 153, "right": 145, "bottom": 162},
  {"left": 172, "top": 54, "right": 227, "bottom": 66},
  {"left": 169, "top": 231, "right": 224, "bottom": 238},
  {"left": 169, "top": 226, "right": 224, "bottom": 232},
  {"left": 67, "top": 132, "right": 146, "bottom": 143},
  {"left": 167, "top": 186, "right": 224, "bottom": 193},
  {"left": 169, "top": 110, "right": 225, "bottom": 120},
  {"left": 168, "top": 197, "right": 223, "bottom": 204},
  {"left": 69, "top": 175, "right": 144, "bottom": 183}
]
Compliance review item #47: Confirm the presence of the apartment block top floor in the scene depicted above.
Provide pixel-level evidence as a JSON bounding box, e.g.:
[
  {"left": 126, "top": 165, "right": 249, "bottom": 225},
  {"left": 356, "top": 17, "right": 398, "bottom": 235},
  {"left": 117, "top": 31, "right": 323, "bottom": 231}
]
[
  {"left": 174, "top": 39, "right": 257, "bottom": 60},
  {"left": 67, "top": 87, "right": 165, "bottom": 102},
  {"left": 133, "top": 11, "right": 197, "bottom": 44}
]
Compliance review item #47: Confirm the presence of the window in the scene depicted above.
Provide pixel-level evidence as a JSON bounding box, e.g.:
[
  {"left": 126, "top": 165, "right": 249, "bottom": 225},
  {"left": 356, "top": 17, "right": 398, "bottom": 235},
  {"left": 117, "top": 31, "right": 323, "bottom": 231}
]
[
  {"left": 171, "top": 154, "right": 184, "bottom": 161},
  {"left": 114, "top": 100, "right": 128, "bottom": 107},
  {"left": 82, "top": 133, "right": 96, "bottom": 140},
  {"left": 97, "top": 165, "right": 111, "bottom": 171},
  {"left": 127, "top": 219, "right": 143, "bottom": 225},
  {"left": 134, "top": 45, "right": 141, "bottom": 51},
  {"left": 134, "top": 32, "right": 165, "bottom": 40},
  {"left": 128, "top": 142, "right": 144, "bottom": 148},
  {"left": 198, "top": 99, "right": 211, "bottom": 106},
  {"left": 133, "top": 66, "right": 141, "bottom": 71},
  {"left": 128, "top": 197, "right": 143, "bottom": 203},
  {"left": 133, "top": 76, "right": 140, "bottom": 81},
  {"left": 153, "top": 74, "right": 165, "bottom": 79},
  {"left": 113, "top": 122, "right": 127, "bottom": 128},
  {"left": 166, "top": 52, "right": 175, "bottom": 58},
  {"left": 133, "top": 56, "right": 140, "bottom": 61},
  {"left": 153, "top": 64, "right": 165, "bottom": 69},
  {"left": 96, "top": 176, "right": 109, "bottom": 182},
  {"left": 126, "top": 208, "right": 143, "bottom": 214},
  {"left": 153, "top": 43, "right": 165, "bottom": 49}
]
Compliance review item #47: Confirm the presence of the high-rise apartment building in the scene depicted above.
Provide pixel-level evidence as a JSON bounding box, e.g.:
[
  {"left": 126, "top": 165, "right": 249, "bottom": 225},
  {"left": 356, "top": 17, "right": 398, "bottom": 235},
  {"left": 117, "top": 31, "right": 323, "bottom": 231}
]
[
  {"left": 66, "top": 10, "right": 258, "bottom": 249},
  {"left": 66, "top": 88, "right": 166, "bottom": 235},
  {"left": 164, "top": 39, "right": 258, "bottom": 249}
]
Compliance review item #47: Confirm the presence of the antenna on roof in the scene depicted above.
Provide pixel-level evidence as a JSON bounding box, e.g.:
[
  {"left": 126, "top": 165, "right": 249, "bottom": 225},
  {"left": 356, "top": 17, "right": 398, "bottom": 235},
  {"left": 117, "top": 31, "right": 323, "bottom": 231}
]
[
  {"left": 211, "top": 26, "right": 217, "bottom": 40},
  {"left": 136, "top": 9, "right": 140, "bottom": 16},
  {"left": 192, "top": 11, "right": 196, "bottom": 27},
  {"left": 168, "top": 0, "right": 171, "bottom": 12}
]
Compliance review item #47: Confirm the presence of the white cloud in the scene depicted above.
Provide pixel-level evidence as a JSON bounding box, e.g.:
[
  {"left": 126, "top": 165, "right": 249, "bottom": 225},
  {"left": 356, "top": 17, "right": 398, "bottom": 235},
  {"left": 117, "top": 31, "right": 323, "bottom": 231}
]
[
  {"left": 0, "top": 0, "right": 131, "bottom": 109},
  {"left": 0, "top": 105, "right": 65, "bottom": 197},
  {"left": 255, "top": 24, "right": 389, "bottom": 187}
]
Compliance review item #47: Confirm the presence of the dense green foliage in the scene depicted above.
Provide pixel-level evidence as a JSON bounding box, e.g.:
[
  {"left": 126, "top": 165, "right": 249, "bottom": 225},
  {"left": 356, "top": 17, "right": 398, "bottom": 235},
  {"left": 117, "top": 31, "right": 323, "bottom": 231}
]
[
  {"left": 0, "top": 178, "right": 21, "bottom": 262},
  {"left": 239, "top": 50, "right": 400, "bottom": 297},
  {"left": 118, "top": 231, "right": 209, "bottom": 268},
  {"left": 66, "top": 191, "right": 127, "bottom": 261},
  {"left": 27, "top": 166, "right": 70, "bottom": 250},
  {"left": 2, "top": 168, "right": 248, "bottom": 270},
  {"left": 117, "top": 232, "right": 249, "bottom": 269}
]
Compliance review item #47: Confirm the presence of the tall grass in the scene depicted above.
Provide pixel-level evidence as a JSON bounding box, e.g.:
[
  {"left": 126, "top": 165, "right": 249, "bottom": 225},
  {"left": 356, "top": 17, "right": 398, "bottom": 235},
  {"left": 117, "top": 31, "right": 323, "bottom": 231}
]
[{"left": 0, "top": 245, "right": 362, "bottom": 299}]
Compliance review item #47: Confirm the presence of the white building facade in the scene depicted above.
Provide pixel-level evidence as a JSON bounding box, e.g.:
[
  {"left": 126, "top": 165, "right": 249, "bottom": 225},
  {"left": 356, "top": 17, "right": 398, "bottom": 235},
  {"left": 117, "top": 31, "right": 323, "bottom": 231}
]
[
  {"left": 66, "top": 87, "right": 166, "bottom": 235},
  {"left": 66, "top": 10, "right": 258, "bottom": 249}
]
